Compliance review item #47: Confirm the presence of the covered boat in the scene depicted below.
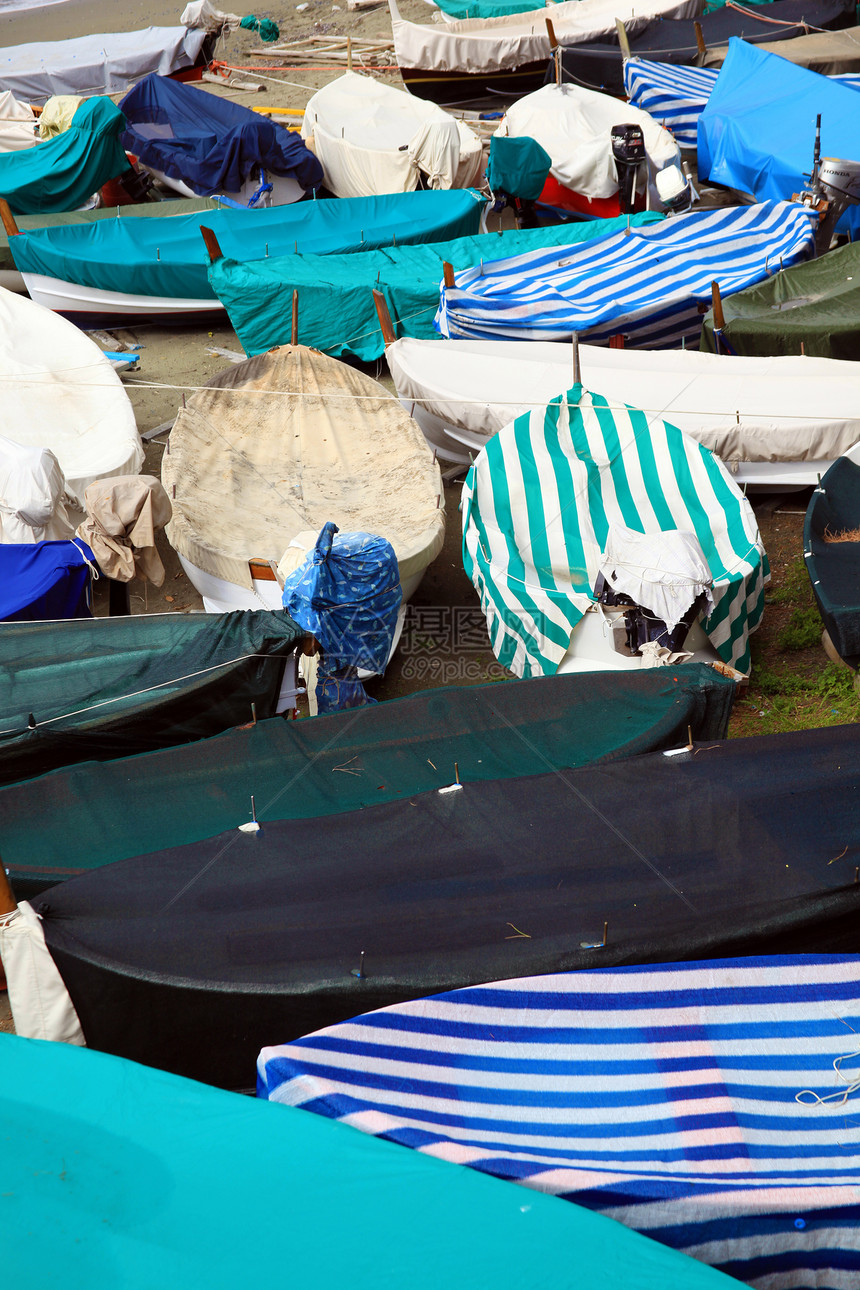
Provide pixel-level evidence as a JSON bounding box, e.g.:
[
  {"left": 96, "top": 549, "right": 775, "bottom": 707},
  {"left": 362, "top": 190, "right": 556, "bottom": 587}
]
[
  {"left": 0, "top": 97, "right": 129, "bottom": 215},
  {"left": 0, "top": 540, "right": 94, "bottom": 623},
  {"left": 708, "top": 23, "right": 860, "bottom": 72},
  {"left": 462, "top": 382, "right": 765, "bottom": 676},
  {"left": 437, "top": 200, "right": 815, "bottom": 348},
  {"left": 803, "top": 442, "right": 860, "bottom": 668},
  {"left": 0, "top": 608, "right": 305, "bottom": 787},
  {"left": 390, "top": 0, "right": 705, "bottom": 103},
  {"left": 625, "top": 57, "right": 860, "bottom": 149},
  {"left": 555, "top": 0, "right": 856, "bottom": 96},
  {"left": 386, "top": 336, "right": 860, "bottom": 486},
  {"left": 119, "top": 74, "right": 323, "bottom": 206},
  {"left": 208, "top": 210, "right": 661, "bottom": 361},
  {"left": 24, "top": 720, "right": 860, "bottom": 1087},
  {"left": 261, "top": 954, "right": 860, "bottom": 1290},
  {"left": 0, "top": 21, "right": 210, "bottom": 103},
  {"left": 0, "top": 1036, "right": 741, "bottom": 1290},
  {"left": 161, "top": 346, "right": 445, "bottom": 613},
  {"left": 0, "top": 664, "right": 735, "bottom": 895},
  {"left": 698, "top": 39, "right": 860, "bottom": 237},
  {"left": 8, "top": 189, "right": 486, "bottom": 322},
  {"left": 493, "top": 82, "right": 680, "bottom": 216},
  {"left": 700, "top": 239, "right": 860, "bottom": 359},
  {"left": 301, "top": 73, "right": 483, "bottom": 198},
  {"left": 0, "top": 285, "right": 141, "bottom": 520}
]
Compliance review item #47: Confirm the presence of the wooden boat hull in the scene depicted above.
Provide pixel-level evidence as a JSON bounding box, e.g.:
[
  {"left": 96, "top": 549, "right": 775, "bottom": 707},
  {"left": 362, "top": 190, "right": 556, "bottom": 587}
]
[
  {"left": 21, "top": 271, "right": 221, "bottom": 325},
  {"left": 400, "top": 60, "right": 547, "bottom": 105}
]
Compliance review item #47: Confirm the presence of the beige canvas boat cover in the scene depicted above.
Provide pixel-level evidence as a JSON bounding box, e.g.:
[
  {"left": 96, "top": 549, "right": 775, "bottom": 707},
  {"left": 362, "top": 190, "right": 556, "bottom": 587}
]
[
  {"left": 0, "top": 92, "right": 38, "bottom": 154},
  {"left": 0, "top": 286, "right": 142, "bottom": 515},
  {"left": 390, "top": 0, "right": 703, "bottom": 75},
  {"left": 387, "top": 337, "right": 860, "bottom": 465},
  {"left": 496, "top": 82, "right": 679, "bottom": 203},
  {"left": 77, "top": 476, "right": 173, "bottom": 585},
  {"left": 163, "top": 346, "right": 445, "bottom": 592},
  {"left": 0, "top": 901, "right": 85, "bottom": 1045},
  {"left": 705, "top": 26, "right": 860, "bottom": 72},
  {"left": 301, "top": 73, "right": 484, "bottom": 197},
  {"left": 38, "top": 96, "right": 83, "bottom": 140}
]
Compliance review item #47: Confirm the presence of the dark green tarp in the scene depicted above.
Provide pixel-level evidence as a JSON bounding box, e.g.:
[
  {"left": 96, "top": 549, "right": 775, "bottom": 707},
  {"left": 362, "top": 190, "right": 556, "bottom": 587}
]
[
  {"left": 0, "top": 97, "right": 129, "bottom": 215},
  {"left": 209, "top": 211, "right": 664, "bottom": 362},
  {"left": 0, "top": 195, "right": 218, "bottom": 278},
  {"left": 3, "top": 663, "right": 734, "bottom": 893},
  {"left": 701, "top": 239, "right": 860, "bottom": 359},
  {"left": 803, "top": 452, "right": 860, "bottom": 667},
  {"left": 0, "top": 609, "right": 303, "bottom": 788}
]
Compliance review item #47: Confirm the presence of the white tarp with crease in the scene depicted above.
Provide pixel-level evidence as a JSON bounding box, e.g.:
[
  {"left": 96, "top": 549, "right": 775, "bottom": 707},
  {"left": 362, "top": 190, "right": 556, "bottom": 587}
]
[
  {"left": 301, "top": 72, "right": 484, "bottom": 197},
  {"left": 0, "top": 902, "right": 85, "bottom": 1045}
]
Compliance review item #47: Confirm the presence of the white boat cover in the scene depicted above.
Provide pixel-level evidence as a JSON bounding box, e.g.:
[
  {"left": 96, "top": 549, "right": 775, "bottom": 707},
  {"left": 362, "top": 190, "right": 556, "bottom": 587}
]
[
  {"left": 387, "top": 337, "right": 860, "bottom": 466},
  {"left": 0, "top": 437, "right": 70, "bottom": 542},
  {"left": 162, "top": 346, "right": 445, "bottom": 593},
  {"left": 301, "top": 73, "right": 484, "bottom": 198},
  {"left": 0, "top": 92, "right": 37, "bottom": 154},
  {"left": 390, "top": 0, "right": 704, "bottom": 76},
  {"left": 0, "top": 901, "right": 85, "bottom": 1045},
  {"left": 0, "top": 25, "right": 209, "bottom": 103},
  {"left": 703, "top": 24, "right": 860, "bottom": 72},
  {"left": 0, "top": 286, "right": 142, "bottom": 514},
  {"left": 599, "top": 522, "right": 714, "bottom": 630},
  {"left": 496, "top": 82, "right": 680, "bottom": 203}
]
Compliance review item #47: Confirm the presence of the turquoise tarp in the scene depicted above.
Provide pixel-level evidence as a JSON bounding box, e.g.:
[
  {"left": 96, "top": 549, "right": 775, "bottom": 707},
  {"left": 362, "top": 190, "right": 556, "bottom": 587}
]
[
  {"left": 0, "top": 97, "right": 129, "bottom": 215},
  {"left": 1, "top": 1035, "right": 741, "bottom": 1290},
  {"left": 209, "top": 211, "right": 663, "bottom": 361},
  {"left": 10, "top": 188, "right": 486, "bottom": 300}
]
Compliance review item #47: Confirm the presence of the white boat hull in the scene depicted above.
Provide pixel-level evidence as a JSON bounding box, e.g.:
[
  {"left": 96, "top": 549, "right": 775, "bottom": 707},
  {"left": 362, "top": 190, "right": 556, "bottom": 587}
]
[
  {"left": 21, "top": 271, "right": 218, "bottom": 322},
  {"left": 145, "top": 165, "right": 306, "bottom": 208},
  {"left": 557, "top": 603, "right": 718, "bottom": 674}
]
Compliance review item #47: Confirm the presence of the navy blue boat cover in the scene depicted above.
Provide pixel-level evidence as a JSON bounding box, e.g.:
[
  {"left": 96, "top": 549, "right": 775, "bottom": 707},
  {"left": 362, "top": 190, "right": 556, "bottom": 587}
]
[
  {"left": 119, "top": 74, "right": 323, "bottom": 196},
  {"left": 0, "top": 539, "right": 92, "bottom": 622}
]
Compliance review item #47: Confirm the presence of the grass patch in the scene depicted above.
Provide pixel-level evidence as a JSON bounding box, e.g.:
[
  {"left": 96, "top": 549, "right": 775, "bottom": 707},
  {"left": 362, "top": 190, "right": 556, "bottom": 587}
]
[
  {"left": 766, "top": 555, "right": 813, "bottom": 607},
  {"left": 777, "top": 605, "right": 823, "bottom": 651}
]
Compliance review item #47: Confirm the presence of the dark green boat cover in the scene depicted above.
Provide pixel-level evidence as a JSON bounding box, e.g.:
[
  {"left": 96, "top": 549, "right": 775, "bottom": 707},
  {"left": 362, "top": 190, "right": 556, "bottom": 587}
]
[
  {"left": 209, "top": 211, "right": 664, "bottom": 362},
  {"left": 0, "top": 97, "right": 129, "bottom": 215},
  {"left": 2, "top": 664, "right": 734, "bottom": 892},
  {"left": 0, "top": 1036, "right": 739, "bottom": 1290},
  {"left": 701, "top": 240, "right": 860, "bottom": 359},
  {"left": 9, "top": 189, "right": 486, "bottom": 302},
  {"left": 0, "top": 195, "right": 218, "bottom": 277},
  {"left": 0, "top": 609, "right": 302, "bottom": 788},
  {"left": 804, "top": 453, "right": 860, "bottom": 667}
]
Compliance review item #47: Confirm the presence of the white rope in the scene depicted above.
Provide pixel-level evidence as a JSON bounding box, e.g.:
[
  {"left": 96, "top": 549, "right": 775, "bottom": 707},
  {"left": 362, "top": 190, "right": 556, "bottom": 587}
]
[{"left": 797, "top": 1050, "right": 860, "bottom": 1107}]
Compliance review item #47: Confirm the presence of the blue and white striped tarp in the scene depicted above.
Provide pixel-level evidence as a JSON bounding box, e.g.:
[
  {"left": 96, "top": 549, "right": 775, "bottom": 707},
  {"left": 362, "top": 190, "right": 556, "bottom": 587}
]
[
  {"left": 436, "top": 200, "right": 817, "bottom": 349},
  {"left": 259, "top": 955, "right": 860, "bottom": 1290},
  {"left": 460, "top": 383, "right": 766, "bottom": 676},
  {"left": 624, "top": 58, "right": 860, "bottom": 150}
]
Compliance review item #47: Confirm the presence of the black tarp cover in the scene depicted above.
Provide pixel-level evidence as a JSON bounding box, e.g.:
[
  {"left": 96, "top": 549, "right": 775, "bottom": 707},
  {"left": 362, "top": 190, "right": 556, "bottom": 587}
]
[
  {"left": 552, "top": 0, "right": 856, "bottom": 94},
  {"left": 0, "top": 609, "right": 303, "bottom": 786},
  {"left": 804, "top": 453, "right": 860, "bottom": 666},
  {"left": 3, "top": 664, "right": 734, "bottom": 892},
  {"left": 40, "top": 721, "right": 860, "bottom": 1089}
]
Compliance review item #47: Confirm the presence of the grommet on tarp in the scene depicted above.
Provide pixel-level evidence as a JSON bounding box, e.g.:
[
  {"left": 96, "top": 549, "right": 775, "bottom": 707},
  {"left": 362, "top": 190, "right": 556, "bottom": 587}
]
[{"left": 351, "top": 950, "right": 365, "bottom": 979}]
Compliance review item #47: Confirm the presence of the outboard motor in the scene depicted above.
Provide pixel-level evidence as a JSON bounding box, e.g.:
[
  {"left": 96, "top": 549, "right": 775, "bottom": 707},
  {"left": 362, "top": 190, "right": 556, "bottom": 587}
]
[
  {"left": 655, "top": 163, "right": 694, "bottom": 215},
  {"left": 611, "top": 124, "right": 646, "bottom": 215},
  {"left": 795, "top": 115, "right": 860, "bottom": 255}
]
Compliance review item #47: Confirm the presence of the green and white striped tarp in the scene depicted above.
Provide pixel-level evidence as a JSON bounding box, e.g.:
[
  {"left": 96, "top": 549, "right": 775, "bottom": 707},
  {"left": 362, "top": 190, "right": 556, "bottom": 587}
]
[{"left": 462, "top": 384, "right": 767, "bottom": 677}]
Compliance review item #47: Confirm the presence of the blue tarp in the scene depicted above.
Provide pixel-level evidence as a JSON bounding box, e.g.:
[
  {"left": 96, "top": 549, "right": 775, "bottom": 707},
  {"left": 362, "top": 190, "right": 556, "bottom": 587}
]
[
  {"left": 9, "top": 189, "right": 486, "bottom": 301},
  {"left": 0, "top": 97, "right": 128, "bottom": 215},
  {"left": 698, "top": 39, "right": 860, "bottom": 236},
  {"left": 0, "top": 540, "right": 92, "bottom": 622},
  {"left": 120, "top": 73, "right": 323, "bottom": 197},
  {"left": 282, "top": 522, "right": 401, "bottom": 711}
]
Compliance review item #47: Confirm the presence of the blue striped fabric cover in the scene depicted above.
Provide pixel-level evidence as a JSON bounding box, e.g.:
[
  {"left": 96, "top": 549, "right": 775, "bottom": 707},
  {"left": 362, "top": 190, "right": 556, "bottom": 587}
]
[
  {"left": 259, "top": 956, "right": 860, "bottom": 1289},
  {"left": 436, "top": 201, "right": 817, "bottom": 348},
  {"left": 624, "top": 59, "right": 860, "bottom": 150}
]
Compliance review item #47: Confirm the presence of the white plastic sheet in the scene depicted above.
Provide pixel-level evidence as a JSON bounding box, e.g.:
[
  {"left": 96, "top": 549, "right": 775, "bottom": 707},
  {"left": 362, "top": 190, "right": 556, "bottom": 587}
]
[
  {"left": 0, "top": 901, "right": 85, "bottom": 1045},
  {"left": 599, "top": 522, "right": 715, "bottom": 631}
]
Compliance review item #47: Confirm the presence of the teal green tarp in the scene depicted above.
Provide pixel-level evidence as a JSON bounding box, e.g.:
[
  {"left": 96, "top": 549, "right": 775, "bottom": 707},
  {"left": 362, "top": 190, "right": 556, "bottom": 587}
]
[
  {"left": 701, "top": 239, "right": 860, "bottom": 359},
  {"left": 0, "top": 195, "right": 219, "bottom": 276},
  {"left": 0, "top": 664, "right": 734, "bottom": 891},
  {"left": 10, "top": 188, "right": 486, "bottom": 300},
  {"left": 0, "top": 609, "right": 303, "bottom": 786},
  {"left": 0, "top": 97, "right": 129, "bottom": 215},
  {"left": 209, "top": 211, "right": 664, "bottom": 361},
  {"left": 1, "top": 1035, "right": 741, "bottom": 1290}
]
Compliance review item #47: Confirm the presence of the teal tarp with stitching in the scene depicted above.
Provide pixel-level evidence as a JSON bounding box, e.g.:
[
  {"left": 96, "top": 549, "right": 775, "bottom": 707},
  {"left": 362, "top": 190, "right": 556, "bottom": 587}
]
[
  {"left": 209, "top": 211, "right": 663, "bottom": 361},
  {"left": 0, "top": 97, "right": 129, "bottom": 214},
  {"left": 10, "top": 189, "right": 486, "bottom": 300}
]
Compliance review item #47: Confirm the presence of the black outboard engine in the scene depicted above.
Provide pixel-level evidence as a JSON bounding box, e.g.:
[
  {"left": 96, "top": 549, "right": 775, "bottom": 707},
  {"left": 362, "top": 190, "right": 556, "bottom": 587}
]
[{"left": 611, "top": 123, "right": 646, "bottom": 214}]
